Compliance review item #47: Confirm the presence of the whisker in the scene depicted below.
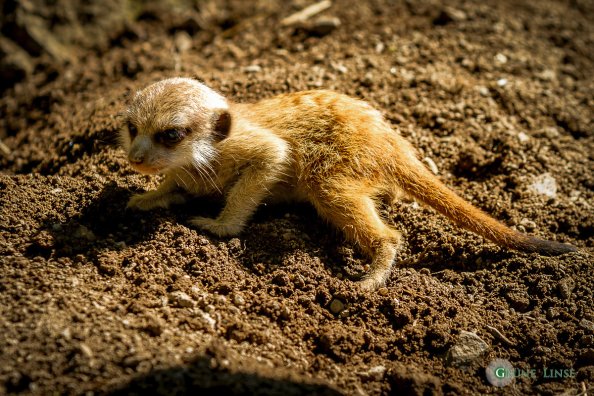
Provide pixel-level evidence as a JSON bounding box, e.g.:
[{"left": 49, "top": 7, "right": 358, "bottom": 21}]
[
  {"left": 185, "top": 166, "right": 200, "bottom": 185},
  {"left": 175, "top": 171, "right": 191, "bottom": 190},
  {"left": 201, "top": 167, "right": 222, "bottom": 194},
  {"left": 194, "top": 160, "right": 221, "bottom": 194},
  {"left": 190, "top": 161, "right": 211, "bottom": 188}
]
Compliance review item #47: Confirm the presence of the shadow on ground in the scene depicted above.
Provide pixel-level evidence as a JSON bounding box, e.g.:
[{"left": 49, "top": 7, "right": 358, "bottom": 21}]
[{"left": 105, "top": 353, "right": 343, "bottom": 396}]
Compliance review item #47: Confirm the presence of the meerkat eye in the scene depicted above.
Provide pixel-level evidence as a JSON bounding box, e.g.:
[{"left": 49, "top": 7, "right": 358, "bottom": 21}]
[
  {"left": 155, "top": 128, "right": 186, "bottom": 147},
  {"left": 128, "top": 122, "right": 138, "bottom": 138}
]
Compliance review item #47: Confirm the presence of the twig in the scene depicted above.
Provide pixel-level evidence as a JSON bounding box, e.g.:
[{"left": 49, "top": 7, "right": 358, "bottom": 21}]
[
  {"left": 485, "top": 325, "right": 514, "bottom": 346},
  {"left": 0, "top": 138, "right": 11, "bottom": 156},
  {"left": 221, "top": 14, "right": 267, "bottom": 39},
  {"left": 280, "top": 0, "right": 332, "bottom": 26}
]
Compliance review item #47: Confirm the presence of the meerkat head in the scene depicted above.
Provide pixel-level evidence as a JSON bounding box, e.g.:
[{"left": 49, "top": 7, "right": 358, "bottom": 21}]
[{"left": 121, "top": 77, "right": 231, "bottom": 175}]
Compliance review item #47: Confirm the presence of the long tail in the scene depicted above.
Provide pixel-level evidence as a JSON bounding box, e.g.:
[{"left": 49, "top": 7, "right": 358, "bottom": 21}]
[{"left": 396, "top": 161, "right": 577, "bottom": 255}]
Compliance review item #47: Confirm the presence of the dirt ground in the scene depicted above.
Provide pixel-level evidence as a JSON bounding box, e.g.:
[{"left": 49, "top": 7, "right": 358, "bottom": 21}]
[{"left": 1, "top": 0, "right": 593, "bottom": 394}]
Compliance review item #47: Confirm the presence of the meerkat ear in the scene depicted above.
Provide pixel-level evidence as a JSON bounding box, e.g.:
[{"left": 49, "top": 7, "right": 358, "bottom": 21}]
[{"left": 212, "top": 110, "right": 231, "bottom": 141}]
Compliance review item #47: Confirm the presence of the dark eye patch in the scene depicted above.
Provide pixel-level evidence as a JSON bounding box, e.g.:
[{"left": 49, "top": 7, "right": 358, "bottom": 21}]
[
  {"left": 155, "top": 128, "right": 187, "bottom": 147},
  {"left": 128, "top": 122, "right": 138, "bottom": 138}
]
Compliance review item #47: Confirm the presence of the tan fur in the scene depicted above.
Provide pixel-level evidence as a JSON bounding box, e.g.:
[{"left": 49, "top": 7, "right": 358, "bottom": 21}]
[{"left": 122, "top": 78, "right": 577, "bottom": 291}]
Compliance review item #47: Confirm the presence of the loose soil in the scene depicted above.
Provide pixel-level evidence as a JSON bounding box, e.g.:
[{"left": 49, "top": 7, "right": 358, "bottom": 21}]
[{"left": 1, "top": 0, "right": 593, "bottom": 395}]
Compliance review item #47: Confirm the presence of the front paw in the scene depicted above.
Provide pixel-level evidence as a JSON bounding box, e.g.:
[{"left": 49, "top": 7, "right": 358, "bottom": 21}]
[
  {"left": 127, "top": 193, "right": 158, "bottom": 211},
  {"left": 190, "top": 216, "right": 243, "bottom": 237},
  {"left": 127, "top": 192, "right": 185, "bottom": 211},
  {"left": 358, "top": 276, "right": 385, "bottom": 292}
]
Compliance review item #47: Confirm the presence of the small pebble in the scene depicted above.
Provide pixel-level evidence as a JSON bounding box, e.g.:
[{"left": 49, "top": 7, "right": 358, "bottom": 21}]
[
  {"left": 519, "top": 218, "right": 536, "bottom": 231},
  {"left": 446, "top": 331, "right": 489, "bottom": 367},
  {"left": 367, "top": 365, "right": 386, "bottom": 380},
  {"left": 331, "top": 62, "right": 348, "bottom": 74},
  {"left": 329, "top": 298, "right": 345, "bottom": 314},
  {"left": 168, "top": 291, "right": 195, "bottom": 308},
  {"left": 433, "top": 7, "right": 467, "bottom": 24},
  {"left": 542, "top": 126, "right": 560, "bottom": 138},
  {"left": 529, "top": 173, "right": 558, "bottom": 199},
  {"left": 61, "top": 328, "right": 72, "bottom": 340},
  {"left": 558, "top": 278, "right": 575, "bottom": 300},
  {"left": 537, "top": 69, "right": 556, "bottom": 81},
  {"left": 360, "top": 72, "right": 374, "bottom": 87},
  {"left": 174, "top": 31, "right": 193, "bottom": 53},
  {"left": 243, "top": 65, "right": 262, "bottom": 73},
  {"left": 580, "top": 319, "right": 594, "bottom": 333},
  {"left": 517, "top": 132, "right": 529, "bottom": 143},
  {"left": 305, "top": 16, "right": 341, "bottom": 36},
  {"left": 79, "top": 343, "right": 93, "bottom": 358},
  {"left": 494, "top": 53, "right": 508, "bottom": 64},
  {"left": 233, "top": 294, "right": 245, "bottom": 306},
  {"left": 200, "top": 311, "right": 216, "bottom": 330},
  {"left": 569, "top": 190, "right": 581, "bottom": 201},
  {"left": 497, "top": 78, "right": 508, "bottom": 87}
]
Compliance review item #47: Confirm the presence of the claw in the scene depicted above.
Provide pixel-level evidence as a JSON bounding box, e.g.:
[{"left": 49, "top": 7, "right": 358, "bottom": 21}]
[{"left": 190, "top": 216, "right": 243, "bottom": 237}]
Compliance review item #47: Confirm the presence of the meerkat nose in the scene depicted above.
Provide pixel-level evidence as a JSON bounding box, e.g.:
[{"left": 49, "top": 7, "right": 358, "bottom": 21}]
[{"left": 129, "top": 153, "right": 144, "bottom": 164}]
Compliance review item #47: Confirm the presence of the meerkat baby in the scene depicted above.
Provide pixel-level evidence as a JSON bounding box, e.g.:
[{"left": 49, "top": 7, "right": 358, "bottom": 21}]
[{"left": 122, "top": 77, "right": 577, "bottom": 290}]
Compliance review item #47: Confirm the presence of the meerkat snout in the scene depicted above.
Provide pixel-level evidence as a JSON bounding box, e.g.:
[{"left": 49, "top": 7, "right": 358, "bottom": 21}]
[{"left": 128, "top": 136, "right": 148, "bottom": 163}]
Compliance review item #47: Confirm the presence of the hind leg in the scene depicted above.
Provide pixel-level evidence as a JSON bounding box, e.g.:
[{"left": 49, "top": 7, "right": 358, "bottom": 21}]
[{"left": 311, "top": 186, "right": 402, "bottom": 290}]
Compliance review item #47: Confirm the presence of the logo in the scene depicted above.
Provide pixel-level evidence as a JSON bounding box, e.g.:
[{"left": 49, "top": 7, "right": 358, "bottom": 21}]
[{"left": 485, "top": 359, "right": 515, "bottom": 387}]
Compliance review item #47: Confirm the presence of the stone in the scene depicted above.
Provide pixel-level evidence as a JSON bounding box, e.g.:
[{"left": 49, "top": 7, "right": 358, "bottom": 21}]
[
  {"left": 79, "top": 343, "right": 93, "bottom": 358},
  {"left": 580, "top": 319, "right": 594, "bottom": 333},
  {"left": 303, "top": 17, "right": 341, "bottom": 37},
  {"left": 243, "top": 64, "right": 262, "bottom": 73},
  {"left": 168, "top": 291, "right": 195, "bottom": 308},
  {"left": 366, "top": 365, "right": 386, "bottom": 380},
  {"left": 174, "top": 31, "right": 193, "bottom": 53},
  {"left": 495, "top": 53, "right": 508, "bottom": 64},
  {"left": 446, "top": 331, "right": 489, "bottom": 367},
  {"left": 433, "top": 7, "right": 467, "bottom": 25},
  {"left": 497, "top": 78, "right": 508, "bottom": 87},
  {"left": 329, "top": 298, "right": 345, "bottom": 314},
  {"left": 529, "top": 173, "right": 558, "bottom": 199}
]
